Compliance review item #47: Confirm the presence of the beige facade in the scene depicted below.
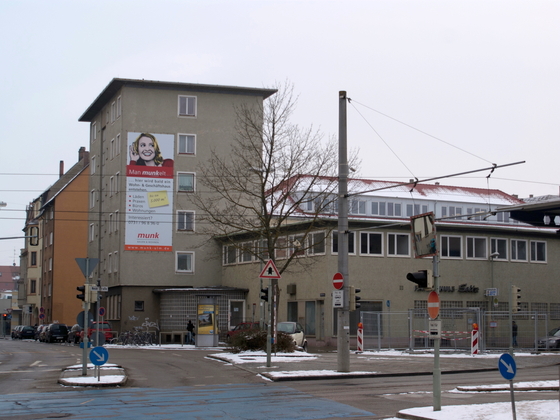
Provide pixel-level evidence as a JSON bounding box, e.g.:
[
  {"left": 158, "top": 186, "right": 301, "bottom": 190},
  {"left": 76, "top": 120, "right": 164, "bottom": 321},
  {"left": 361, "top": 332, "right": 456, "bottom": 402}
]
[
  {"left": 219, "top": 181, "right": 560, "bottom": 348},
  {"left": 80, "top": 79, "right": 275, "bottom": 334}
]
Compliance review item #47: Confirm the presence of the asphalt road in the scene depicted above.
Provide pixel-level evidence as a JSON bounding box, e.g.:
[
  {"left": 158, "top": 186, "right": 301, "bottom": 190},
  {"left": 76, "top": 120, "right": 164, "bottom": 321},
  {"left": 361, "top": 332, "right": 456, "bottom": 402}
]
[{"left": 1, "top": 339, "right": 559, "bottom": 419}]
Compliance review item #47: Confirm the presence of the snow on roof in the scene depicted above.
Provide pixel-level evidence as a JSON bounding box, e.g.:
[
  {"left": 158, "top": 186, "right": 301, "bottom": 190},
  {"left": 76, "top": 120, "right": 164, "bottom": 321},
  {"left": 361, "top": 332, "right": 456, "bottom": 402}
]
[{"left": 285, "top": 175, "right": 523, "bottom": 206}]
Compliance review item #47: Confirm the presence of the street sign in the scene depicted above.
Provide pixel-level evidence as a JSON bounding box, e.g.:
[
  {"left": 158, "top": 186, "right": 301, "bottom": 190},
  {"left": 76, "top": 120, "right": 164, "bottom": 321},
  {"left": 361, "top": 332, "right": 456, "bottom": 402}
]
[
  {"left": 259, "top": 259, "right": 281, "bottom": 279},
  {"left": 75, "top": 258, "right": 99, "bottom": 277},
  {"left": 90, "top": 346, "right": 109, "bottom": 366},
  {"left": 99, "top": 307, "right": 106, "bottom": 317},
  {"left": 77, "top": 311, "right": 94, "bottom": 328},
  {"left": 427, "top": 291, "right": 440, "bottom": 319},
  {"left": 499, "top": 353, "right": 517, "bottom": 380},
  {"left": 332, "top": 272, "right": 344, "bottom": 290},
  {"left": 39, "top": 313, "right": 45, "bottom": 319},
  {"left": 332, "top": 290, "right": 343, "bottom": 308},
  {"left": 429, "top": 320, "right": 442, "bottom": 339}
]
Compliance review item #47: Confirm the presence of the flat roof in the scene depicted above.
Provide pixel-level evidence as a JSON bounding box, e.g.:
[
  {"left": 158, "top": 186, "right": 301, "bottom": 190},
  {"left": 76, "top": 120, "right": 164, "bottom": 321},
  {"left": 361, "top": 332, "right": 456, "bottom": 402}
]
[{"left": 79, "top": 78, "right": 277, "bottom": 122}]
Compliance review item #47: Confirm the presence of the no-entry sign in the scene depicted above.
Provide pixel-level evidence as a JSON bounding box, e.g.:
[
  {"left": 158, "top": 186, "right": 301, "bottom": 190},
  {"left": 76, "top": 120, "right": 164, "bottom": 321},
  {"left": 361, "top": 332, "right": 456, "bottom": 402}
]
[
  {"left": 427, "top": 291, "right": 440, "bottom": 319},
  {"left": 333, "top": 272, "right": 344, "bottom": 290}
]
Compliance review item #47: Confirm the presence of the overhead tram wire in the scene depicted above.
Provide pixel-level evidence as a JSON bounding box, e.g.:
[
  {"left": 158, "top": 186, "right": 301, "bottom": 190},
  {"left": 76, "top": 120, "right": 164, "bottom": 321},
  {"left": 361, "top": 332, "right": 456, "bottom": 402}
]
[{"left": 348, "top": 99, "right": 495, "bottom": 165}]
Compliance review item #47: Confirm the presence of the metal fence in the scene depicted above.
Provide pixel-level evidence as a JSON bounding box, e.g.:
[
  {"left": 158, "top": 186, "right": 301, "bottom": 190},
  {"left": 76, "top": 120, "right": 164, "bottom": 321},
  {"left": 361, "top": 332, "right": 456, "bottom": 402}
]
[{"left": 360, "top": 310, "right": 556, "bottom": 352}]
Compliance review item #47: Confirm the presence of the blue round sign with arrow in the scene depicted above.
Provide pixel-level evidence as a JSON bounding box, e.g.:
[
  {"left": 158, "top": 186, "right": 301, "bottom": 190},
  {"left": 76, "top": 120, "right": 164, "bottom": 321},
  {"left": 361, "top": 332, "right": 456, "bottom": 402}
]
[
  {"left": 498, "top": 353, "right": 516, "bottom": 380},
  {"left": 89, "top": 346, "right": 109, "bottom": 366}
]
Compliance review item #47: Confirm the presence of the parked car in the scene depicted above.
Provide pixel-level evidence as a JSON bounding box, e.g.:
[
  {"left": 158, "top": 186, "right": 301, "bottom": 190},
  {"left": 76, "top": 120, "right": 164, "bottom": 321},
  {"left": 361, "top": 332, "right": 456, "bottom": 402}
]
[
  {"left": 11, "top": 325, "right": 23, "bottom": 339},
  {"left": 45, "top": 323, "right": 68, "bottom": 343},
  {"left": 19, "top": 326, "right": 36, "bottom": 340},
  {"left": 277, "top": 322, "right": 308, "bottom": 352},
  {"left": 537, "top": 327, "right": 560, "bottom": 350},
  {"left": 67, "top": 324, "right": 83, "bottom": 344},
  {"left": 87, "top": 321, "right": 113, "bottom": 342},
  {"left": 226, "top": 322, "right": 261, "bottom": 342},
  {"left": 35, "top": 325, "right": 47, "bottom": 341}
]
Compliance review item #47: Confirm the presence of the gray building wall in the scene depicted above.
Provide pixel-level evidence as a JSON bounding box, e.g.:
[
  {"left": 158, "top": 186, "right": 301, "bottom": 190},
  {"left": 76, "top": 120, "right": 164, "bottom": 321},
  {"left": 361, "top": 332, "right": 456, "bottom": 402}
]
[{"left": 81, "top": 79, "right": 275, "bottom": 334}]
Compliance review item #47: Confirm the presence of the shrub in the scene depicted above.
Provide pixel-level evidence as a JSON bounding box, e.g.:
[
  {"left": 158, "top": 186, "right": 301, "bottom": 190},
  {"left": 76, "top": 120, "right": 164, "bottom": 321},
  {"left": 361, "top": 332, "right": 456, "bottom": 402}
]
[{"left": 226, "top": 330, "right": 296, "bottom": 354}]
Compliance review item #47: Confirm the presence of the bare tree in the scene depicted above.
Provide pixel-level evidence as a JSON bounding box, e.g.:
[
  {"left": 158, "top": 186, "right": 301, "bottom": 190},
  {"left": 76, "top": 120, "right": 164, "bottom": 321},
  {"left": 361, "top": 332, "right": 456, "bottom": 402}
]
[{"left": 192, "top": 81, "right": 359, "bottom": 274}]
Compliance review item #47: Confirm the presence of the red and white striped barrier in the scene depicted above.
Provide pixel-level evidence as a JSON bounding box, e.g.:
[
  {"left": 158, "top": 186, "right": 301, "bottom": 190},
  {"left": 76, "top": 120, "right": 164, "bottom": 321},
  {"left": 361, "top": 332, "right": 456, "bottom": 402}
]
[
  {"left": 356, "top": 322, "right": 363, "bottom": 353},
  {"left": 471, "top": 324, "right": 479, "bottom": 355}
]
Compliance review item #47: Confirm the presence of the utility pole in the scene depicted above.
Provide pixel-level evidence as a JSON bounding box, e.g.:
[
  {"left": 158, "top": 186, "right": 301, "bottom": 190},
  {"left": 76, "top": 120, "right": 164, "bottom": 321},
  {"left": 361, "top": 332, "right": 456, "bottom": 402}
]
[{"left": 337, "top": 91, "right": 350, "bottom": 372}]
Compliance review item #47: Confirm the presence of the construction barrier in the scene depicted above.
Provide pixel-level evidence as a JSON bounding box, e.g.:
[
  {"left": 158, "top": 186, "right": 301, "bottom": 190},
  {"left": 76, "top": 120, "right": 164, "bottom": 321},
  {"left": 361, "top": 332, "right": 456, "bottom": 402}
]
[
  {"left": 356, "top": 322, "right": 363, "bottom": 353},
  {"left": 471, "top": 323, "right": 479, "bottom": 355}
]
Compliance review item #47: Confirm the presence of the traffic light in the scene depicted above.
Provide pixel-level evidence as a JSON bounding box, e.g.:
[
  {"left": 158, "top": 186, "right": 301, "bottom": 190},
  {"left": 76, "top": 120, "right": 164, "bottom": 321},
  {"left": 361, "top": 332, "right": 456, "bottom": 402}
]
[
  {"left": 77, "top": 285, "right": 85, "bottom": 301},
  {"left": 349, "top": 286, "right": 361, "bottom": 311},
  {"left": 406, "top": 269, "right": 433, "bottom": 290},
  {"left": 511, "top": 285, "right": 521, "bottom": 313},
  {"left": 260, "top": 287, "right": 269, "bottom": 302}
]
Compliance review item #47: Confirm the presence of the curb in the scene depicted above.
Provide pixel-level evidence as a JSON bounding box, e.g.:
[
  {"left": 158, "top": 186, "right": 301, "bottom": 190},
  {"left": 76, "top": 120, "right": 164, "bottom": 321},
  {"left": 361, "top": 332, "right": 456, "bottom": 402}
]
[{"left": 58, "top": 366, "right": 128, "bottom": 387}]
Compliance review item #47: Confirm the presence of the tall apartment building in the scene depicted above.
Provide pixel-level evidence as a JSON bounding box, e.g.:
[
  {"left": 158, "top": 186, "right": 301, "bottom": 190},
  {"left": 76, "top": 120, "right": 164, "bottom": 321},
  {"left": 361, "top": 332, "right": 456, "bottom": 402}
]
[
  {"left": 20, "top": 148, "right": 90, "bottom": 326},
  {"left": 79, "top": 79, "right": 275, "bottom": 334}
]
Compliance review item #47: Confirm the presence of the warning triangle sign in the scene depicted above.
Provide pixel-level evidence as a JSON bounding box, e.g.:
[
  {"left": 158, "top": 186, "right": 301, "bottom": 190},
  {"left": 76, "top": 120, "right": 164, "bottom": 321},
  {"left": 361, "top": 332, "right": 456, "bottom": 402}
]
[{"left": 259, "top": 259, "right": 281, "bottom": 279}]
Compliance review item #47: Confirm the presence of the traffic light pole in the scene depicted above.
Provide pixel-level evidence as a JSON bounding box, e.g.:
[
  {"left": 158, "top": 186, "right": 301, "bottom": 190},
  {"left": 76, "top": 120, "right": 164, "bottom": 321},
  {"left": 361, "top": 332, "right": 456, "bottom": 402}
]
[{"left": 432, "top": 255, "right": 441, "bottom": 411}]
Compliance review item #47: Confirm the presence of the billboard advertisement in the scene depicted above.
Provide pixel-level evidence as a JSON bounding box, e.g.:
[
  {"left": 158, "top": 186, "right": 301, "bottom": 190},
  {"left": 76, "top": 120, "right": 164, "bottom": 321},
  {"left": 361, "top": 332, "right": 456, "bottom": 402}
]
[{"left": 125, "top": 132, "right": 174, "bottom": 252}]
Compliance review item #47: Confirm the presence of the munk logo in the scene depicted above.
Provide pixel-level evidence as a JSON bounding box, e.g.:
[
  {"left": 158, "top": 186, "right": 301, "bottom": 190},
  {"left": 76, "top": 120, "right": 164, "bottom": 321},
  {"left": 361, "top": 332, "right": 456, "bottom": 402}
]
[{"left": 137, "top": 233, "right": 160, "bottom": 239}]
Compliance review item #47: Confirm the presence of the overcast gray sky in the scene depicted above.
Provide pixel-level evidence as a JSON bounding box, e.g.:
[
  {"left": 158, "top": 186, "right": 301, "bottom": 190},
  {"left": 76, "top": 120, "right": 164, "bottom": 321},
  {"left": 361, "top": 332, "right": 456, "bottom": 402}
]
[{"left": 1, "top": 0, "right": 558, "bottom": 266}]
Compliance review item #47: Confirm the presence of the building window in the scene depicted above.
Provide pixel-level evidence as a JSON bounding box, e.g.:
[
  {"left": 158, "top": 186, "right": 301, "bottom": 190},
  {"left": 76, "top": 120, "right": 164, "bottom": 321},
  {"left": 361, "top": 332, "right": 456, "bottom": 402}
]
[
  {"left": 89, "top": 224, "right": 95, "bottom": 242},
  {"left": 91, "top": 155, "right": 96, "bottom": 175},
  {"left": 308, "top": 231, "right": 326, "bottom": 255},
  {"left": 351, "top": 200, "right": 366, "bottom": 215},
  {"left": 490, "top": 238, "right": 508, "bottom": 260},
  {"left": 178, "top": 211, "right": 195, "bottom": 231},
  {"left": 116, "top": 96, "right": 122, "bottom": 118},
  {"left": 360, "top": 232, "right": 383, "bottom": 256},
  {"left": 135, "top": 301, "right": 144, "bottom": 311},
  {"left": 275, "top": 236, "right": 288, "bottom": 260},
  {"left": 239, "top": 242, "right": 253, "bottom": 263},
  {"left": 91, "top": 121, "right": 97, "bottom": 141},
  {"left": 466, "top": 237, "right": 487, "bottom": 259},
  {"left": 223, "top": 245, "right": 237, "bottom": 265},
  {"left": 176, "top": 252, "right": 194, "bottom": 273},
  {"left": 115, "top": 210, "right": 119, "bottom": 231},
  {"left": 48, "top": 258, "right": 52, "bottom": 271},
  {"left": 441, "top": 235, "right": 462, "bottom": 258},
  {"left": 111, "top": 101, "right": 116, "bottom": 122},
  {"left": 90, "top": 190, "right": 96, "bottom": 208},
  {"left": 530, "top": 240, "right": 546, "bottom": 263},
  {"left": 178, "top": 134, "right": 196, "bottom": 155},
  {"left": 108, "top": 253, "right": 112, "bottom": 273},
  {"left": 113, "top": 251, "right": 118, "bottom": 272},
  {"left": 289, "top": 234, "right": 305, "bottom": 257},
  {"left": 178, "top": 172, "right": 195, "bottom": 192},
  {"left": 387, "top": 233, "right": 409, "bottom": 257},
  {"left": 30, "top": 279, "right": 37, "bottom": 294},
  {"left": 29, "top": 226, "right": 39, "bottom": 246},
  {"left": 109, "top": 176, "right": 115, "bottom": 196},
  {"left": 49, "top": 231, "right": 53, "bottom": 246},
  {"left": 332, "top": 231, "right": 355, "bottom": 254},
  {"left": 511, "top": 239, "right": 527, "bottom": 262},
  {"left": 178, "top": 95, "right": 197, "bottom": 117},
  {"left": 30, "top": 251, "right": 37, "bottom": 266}
]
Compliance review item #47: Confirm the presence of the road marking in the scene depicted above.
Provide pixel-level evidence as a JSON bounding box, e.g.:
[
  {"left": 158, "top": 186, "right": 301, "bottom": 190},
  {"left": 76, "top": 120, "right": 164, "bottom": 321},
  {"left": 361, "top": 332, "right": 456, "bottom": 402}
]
[
  {"left": 30, "top": 361, "right": 42, "bottom": 367},
  {"left": 80, "top": 399, "right": 94, "bottom": 405}
]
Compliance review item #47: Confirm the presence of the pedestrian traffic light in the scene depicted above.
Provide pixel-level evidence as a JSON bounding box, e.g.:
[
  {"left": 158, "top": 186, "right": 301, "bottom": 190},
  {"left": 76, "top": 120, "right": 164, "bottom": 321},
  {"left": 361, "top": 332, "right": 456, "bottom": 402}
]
[
  {"left": 349, "top": 286, "right": 361, "bottom": 311},
  {"left": 77, "top": 285, "right": 85, "bottom": 301},
  {"left": 406, "top": 269, "right": 433, "bottom": 289},
  {"left": 260, "top": 287, "right": 269, "bottom": 302},
  {"left": 511, "top": 285, "right": 521, "bottom": 313}
]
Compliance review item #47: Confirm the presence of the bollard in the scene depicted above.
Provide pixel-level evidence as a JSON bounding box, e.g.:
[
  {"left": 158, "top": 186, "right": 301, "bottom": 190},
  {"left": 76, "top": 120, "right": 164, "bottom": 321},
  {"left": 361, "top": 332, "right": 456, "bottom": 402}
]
[
  {"left": 471, "top": 323, "right": 479, "bottom": 355},
  {"left": 357, "top": 322, "right": 363, "bottom": 353}
]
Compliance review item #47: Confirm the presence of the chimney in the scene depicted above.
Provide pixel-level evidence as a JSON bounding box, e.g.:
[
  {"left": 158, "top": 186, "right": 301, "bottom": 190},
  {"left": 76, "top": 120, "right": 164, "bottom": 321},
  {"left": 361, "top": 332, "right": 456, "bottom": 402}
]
[
  {"left": 79, "top": 147, "right": 86, "bottom": 161},
  {"left": 59, "top": 160, "right": 64, "bottom": 178}
]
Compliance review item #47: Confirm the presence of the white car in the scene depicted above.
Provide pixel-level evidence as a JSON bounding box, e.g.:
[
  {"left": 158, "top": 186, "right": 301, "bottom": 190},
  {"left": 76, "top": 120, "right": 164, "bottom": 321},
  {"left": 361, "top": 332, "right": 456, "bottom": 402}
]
[{"left": 277, "top": 322, "right": 308, "bottom": 352}]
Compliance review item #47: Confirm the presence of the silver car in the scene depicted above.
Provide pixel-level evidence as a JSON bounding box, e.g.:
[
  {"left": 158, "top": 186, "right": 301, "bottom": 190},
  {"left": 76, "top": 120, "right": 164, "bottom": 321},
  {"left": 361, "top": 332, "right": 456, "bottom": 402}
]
[
  {"left": 537, "top": 327, "right": 560, "bottom": 350},
  {"left": 277, "top": 322, "right": 308, "bottom": 352}
]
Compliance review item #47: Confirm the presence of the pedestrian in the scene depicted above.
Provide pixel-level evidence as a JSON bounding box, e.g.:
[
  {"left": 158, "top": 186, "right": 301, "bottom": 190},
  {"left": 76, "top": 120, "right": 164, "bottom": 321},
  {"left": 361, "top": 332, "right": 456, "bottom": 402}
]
[
  {"left": 186, "top": 320, "right": 195, "bottom": 345},
  {"left": 512, "top": 321, "right": 518, "bottom": 346}
]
